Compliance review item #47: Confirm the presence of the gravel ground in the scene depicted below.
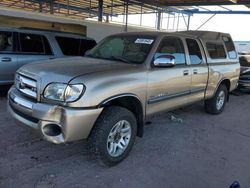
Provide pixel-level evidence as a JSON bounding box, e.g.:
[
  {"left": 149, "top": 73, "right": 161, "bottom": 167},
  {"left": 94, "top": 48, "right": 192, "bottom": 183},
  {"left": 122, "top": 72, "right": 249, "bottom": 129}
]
[{"left": 0, "top": 87, "right": 250, "bottom": 188}]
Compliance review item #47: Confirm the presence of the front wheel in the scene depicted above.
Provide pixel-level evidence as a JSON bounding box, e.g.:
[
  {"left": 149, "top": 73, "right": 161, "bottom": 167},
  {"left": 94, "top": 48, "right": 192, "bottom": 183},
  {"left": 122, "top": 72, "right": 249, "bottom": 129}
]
[
  {"left": 88, "top": 106, "right": 137, "bottom": 166},
  {"left": 205, "top": 84, "right": 228, "bottom": 114}
]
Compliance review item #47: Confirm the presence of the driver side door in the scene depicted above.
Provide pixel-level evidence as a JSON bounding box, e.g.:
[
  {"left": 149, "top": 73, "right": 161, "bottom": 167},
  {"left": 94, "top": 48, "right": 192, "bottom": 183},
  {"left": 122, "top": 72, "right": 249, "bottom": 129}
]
[{"left": 146, "top": 36, "right": 191, "bottom": 116}]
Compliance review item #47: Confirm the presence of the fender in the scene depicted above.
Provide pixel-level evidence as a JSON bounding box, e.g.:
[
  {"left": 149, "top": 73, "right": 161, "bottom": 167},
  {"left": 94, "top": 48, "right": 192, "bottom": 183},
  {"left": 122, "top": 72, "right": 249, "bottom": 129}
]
[
  {"left": 212, "top": 78, "right": 230, "bottom": 101},
  {"left": 98, "top": 93, "right": 144, "bottom": 137},
  {"left": 99, "top": 93, "right": 142, "bottom": 107}
]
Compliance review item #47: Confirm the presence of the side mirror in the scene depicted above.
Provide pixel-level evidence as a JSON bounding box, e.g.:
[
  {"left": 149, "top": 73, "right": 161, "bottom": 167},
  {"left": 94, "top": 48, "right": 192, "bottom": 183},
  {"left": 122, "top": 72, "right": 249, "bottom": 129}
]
[{"left": 153, "top": 55, "right": 175, "bottom": 68}]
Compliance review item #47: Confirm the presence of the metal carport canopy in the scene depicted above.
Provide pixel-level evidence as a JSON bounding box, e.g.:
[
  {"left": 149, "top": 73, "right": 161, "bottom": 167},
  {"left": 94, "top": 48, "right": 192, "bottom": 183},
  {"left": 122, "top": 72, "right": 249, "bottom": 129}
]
[
  {"left": 1, "top": 0, "right": 250, "bottom": 20},
  {"left": 1, "top": 0, "right": 250, "bottom": 32},
  {"left": 135, "top": 0, "right": 250, "bottom": 6}
]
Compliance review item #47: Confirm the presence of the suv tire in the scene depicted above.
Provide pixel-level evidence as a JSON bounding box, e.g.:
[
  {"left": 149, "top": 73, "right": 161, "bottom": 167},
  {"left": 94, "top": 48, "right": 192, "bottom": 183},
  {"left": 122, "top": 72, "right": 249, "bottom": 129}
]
[
  {"left": 88, "top": 106, "right": 137, "bottom": 166},
  {"left": 205, "top": 84, "right": 228, "bottom": 114}
]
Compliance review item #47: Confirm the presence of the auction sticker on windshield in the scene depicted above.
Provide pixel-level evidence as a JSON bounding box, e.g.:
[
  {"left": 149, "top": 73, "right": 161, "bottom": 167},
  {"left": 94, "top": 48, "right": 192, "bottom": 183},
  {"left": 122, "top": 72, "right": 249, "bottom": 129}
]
[{"left": 135, "top": 38, "right": 154, "bottom": 44}]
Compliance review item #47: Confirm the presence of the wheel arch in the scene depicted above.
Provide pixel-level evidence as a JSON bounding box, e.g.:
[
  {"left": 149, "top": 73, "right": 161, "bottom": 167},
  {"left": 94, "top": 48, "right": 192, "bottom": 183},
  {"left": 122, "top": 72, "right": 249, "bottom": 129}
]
[
  {"left": 99, "top": 94, "right": 144, "bottom": 137},
  {"left": 215, "top": 78, "right": 231, "bottom": 101}
]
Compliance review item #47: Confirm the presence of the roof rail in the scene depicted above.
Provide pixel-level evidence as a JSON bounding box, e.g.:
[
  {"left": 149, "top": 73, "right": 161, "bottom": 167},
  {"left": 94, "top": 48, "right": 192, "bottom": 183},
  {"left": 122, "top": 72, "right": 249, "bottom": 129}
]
[{"left": 18, "top": 27, "right": 85, "bottom": 36}]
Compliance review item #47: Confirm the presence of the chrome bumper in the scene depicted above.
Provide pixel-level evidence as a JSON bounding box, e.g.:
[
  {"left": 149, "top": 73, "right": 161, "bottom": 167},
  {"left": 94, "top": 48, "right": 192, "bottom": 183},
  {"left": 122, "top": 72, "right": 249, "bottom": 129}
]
[{"left": 8, "top": 87, "right": 103, "bottom": 144}]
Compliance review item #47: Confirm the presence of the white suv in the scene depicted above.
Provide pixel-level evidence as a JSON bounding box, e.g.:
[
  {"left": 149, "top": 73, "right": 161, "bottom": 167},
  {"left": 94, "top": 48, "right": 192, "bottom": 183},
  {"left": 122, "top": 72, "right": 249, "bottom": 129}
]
[{"left": 0, "top": 27, "right": 96, "bottom": 85}]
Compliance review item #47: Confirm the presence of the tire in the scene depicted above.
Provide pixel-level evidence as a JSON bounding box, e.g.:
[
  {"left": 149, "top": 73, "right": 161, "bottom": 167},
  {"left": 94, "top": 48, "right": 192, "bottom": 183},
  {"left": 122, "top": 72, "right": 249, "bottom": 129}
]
[
  {"left": 87, "top": 106, "right": 137, "bottom": 166},
  {"left": 205, "top": 84, "right": 228, "bottom": 114}
]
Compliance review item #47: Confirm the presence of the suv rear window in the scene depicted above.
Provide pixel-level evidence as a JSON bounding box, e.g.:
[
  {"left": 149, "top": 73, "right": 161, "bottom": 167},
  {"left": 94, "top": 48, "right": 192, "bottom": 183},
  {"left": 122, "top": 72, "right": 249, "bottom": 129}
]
[
  {"left": 206, "top": 43, "right": 226, "bottom": 59},
  {"left": 55, "top": 36, "right": 96, "bottom": 56},
  {"left": 18, "top": 33, "right": 52, "bottom": 55}
]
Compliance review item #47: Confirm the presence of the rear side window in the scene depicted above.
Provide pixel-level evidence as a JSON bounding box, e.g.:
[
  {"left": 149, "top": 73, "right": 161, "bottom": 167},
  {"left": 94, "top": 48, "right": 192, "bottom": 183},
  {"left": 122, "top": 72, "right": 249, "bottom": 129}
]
[
  {"left": 56, "top": 36, "right": 96, "bottom": 56},
  {"left": 18, "top": 33, "right": 52, "bottom": 55},
  {"left": 43, "top": 36, "right": 53, "bottom": 55},
  {"left": 19, "top": 33, "right": 43, "bottom": 53},
  {"left": 56, "top": 37, "right": 80, "bottom": 56},
  {"left": 206, "top": 43, "right": 226, "bottom": 59},
  {"left": 222, "top": 36, "right": 237, "bottom": 59},
  {"left": 155, "top": 37, "right": 186, "bottom": 65},
  {"left": 79, "top": 39, "right": 96, "bottom": 55},
  {"left": 0, "top": 31, "right": 13, "bottom": 53},
  {"left": 186, "top": 38, "right": 202, "bottom": 65}
]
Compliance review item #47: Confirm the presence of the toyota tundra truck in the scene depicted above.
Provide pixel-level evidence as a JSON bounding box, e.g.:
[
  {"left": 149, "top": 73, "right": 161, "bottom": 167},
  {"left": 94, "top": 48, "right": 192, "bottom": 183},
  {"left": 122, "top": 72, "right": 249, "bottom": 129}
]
[{"left": 8, "top": 31, "right": 240, "bottom": 166}]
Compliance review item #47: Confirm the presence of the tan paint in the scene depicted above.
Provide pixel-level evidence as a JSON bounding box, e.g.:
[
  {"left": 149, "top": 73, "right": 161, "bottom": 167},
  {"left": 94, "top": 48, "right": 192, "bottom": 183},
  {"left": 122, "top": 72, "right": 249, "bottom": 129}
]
[{"left": 8, "top": 31, "right": 240, "bottom": 144}]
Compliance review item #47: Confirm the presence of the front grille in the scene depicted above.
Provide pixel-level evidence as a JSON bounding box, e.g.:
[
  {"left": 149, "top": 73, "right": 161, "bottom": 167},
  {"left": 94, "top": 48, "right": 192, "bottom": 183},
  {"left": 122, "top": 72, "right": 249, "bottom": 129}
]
[{"left": 15, "top": 74, "right": 37, "bottom": 99}]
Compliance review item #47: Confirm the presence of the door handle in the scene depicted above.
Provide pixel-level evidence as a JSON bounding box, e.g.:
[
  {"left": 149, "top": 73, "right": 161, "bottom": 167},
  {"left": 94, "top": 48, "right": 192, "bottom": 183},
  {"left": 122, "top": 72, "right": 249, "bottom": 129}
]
[
  {"left": 183, "top": 70, "right": 189, "bottom": 76},
  {"left": 193, "top": 69, "right": 198, "bottom": 74},
  {"left": 1, "top": 57, "right": 12, "bottom": 62}
]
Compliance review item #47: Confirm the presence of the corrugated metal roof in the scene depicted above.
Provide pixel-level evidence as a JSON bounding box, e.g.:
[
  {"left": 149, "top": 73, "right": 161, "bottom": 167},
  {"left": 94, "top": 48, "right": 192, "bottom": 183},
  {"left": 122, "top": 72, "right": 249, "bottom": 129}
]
[
  {"left": 0, "top": 0, "right": 250, "bottom": 20},
  {"left": 137, "top": 0, "right": 250, "bottom": 6}
]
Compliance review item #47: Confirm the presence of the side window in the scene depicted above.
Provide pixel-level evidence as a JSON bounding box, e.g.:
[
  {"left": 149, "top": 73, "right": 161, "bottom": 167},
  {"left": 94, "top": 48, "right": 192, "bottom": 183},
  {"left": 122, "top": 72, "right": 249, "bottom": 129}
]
[
  {"left": 206, "top": 43, "right": 227, "bottom": 59},
  {"left": 0, "top": 31, "right": 13, "bottom": 53},
  {"left": 19, "top": 33, "right": 44, "bottom": 54},
  {"left": 79, "top": 39, "right": 96, "bottom": 56},
  {"left": 186, "top": 38, "right": 202, "bottom": 65},
  {"left": 155, "top": 37, "right": 186, "bottom": 65},
  {"left": 55, "top": 36, "right": 80, "bottom": 56},
  {"left": 222, "top": 36, "right": 237, "bottom": 59}
]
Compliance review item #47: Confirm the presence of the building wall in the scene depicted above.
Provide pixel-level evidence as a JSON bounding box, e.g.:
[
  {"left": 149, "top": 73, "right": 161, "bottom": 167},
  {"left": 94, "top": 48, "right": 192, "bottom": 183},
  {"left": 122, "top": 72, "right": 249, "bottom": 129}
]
[
  {"left": 84, "top": 20, "right": 156, "bottom": 42},
  {"left": 0, "top": 15, "right": 86, "bottom": 35}
]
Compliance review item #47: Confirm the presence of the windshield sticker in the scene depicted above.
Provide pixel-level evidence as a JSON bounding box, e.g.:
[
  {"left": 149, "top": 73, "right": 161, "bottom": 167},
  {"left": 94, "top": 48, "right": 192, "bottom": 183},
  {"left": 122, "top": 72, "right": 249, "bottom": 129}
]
[{"left": 135, "top": 38, "right": 154, "bottom": 44}]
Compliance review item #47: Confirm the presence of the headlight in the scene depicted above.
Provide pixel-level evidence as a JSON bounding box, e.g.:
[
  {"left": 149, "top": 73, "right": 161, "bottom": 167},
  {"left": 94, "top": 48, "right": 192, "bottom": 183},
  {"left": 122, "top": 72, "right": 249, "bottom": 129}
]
[
  {"left": 64, "top": 84, "right": 84, "bottom": 102},
  {"left": 43, "top": 83, "right": 67, "bottom": 101},
  {"left": 43, "top": 83, "right": 85, "bottom": 102}
]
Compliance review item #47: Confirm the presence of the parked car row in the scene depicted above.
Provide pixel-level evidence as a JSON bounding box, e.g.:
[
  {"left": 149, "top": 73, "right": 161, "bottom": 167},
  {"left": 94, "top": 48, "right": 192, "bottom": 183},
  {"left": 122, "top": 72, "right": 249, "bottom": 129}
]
[
  {"left": 0, "top": 27, "right": 96, "bottom": 85},
  {"left": 0, "top": 27, "right": 248, "bottom": 93}
]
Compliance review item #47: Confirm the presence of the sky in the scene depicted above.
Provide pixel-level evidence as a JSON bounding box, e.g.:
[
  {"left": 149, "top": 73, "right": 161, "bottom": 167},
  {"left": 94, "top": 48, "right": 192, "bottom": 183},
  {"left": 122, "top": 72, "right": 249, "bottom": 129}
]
[
  {"left": 110, "top": 5, "right": 250, "bottom": 41},
  {"left": 189, "top": 6, "right": 250, "bottom": 41}
]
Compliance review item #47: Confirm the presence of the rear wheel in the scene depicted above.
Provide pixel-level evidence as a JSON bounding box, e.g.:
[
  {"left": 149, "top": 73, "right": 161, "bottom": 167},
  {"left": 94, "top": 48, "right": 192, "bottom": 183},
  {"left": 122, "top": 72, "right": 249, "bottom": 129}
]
[
  {"left": 88, "top": 106, "right": 137, "bottom": 166},
  {"left": 205, "top": 84, "right": 228, "bottom": 114}
]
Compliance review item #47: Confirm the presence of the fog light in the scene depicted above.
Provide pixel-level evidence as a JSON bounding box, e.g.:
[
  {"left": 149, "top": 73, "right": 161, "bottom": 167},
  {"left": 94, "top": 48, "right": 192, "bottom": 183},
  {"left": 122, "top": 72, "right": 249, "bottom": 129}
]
[{"left": 42, "top": 124, "right": 62, "bottom": 137}]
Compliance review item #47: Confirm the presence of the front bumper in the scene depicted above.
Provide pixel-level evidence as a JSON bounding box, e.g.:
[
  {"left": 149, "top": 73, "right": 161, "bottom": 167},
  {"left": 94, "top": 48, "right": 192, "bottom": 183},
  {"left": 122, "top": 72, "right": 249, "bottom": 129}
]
[{"left": 8, "top": 87, "right": 103, "bottom": 144}]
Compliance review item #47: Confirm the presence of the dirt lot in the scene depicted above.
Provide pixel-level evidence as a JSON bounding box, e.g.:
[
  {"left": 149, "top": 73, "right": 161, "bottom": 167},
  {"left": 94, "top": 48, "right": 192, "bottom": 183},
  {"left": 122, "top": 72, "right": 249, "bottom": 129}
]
[{"left": 1, "top": 88, "right": 250, "bottom": 188}]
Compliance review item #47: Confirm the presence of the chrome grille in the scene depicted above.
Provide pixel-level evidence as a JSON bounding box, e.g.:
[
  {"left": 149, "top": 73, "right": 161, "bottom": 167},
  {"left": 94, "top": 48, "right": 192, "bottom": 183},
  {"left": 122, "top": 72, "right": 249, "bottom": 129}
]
[{"left": 15, "top": 74, "right": 37, "bottom": 99}]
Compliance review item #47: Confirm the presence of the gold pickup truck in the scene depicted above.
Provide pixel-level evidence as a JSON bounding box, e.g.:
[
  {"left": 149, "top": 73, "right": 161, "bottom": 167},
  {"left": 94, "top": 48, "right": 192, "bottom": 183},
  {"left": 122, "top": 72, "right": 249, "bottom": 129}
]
[{"left": 8, "top": 31, "right": 240, "bottom": 166}]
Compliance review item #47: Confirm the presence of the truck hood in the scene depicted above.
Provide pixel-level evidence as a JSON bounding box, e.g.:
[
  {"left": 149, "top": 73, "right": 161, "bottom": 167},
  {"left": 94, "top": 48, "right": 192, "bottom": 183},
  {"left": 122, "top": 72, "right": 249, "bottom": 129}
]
[{"left": 18, "top": 57, "right": 138, "bottom": 87}]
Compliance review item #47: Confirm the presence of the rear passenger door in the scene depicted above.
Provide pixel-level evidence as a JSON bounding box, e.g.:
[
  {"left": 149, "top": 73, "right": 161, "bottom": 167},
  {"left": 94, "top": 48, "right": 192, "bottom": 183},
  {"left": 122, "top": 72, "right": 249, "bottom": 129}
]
[
  {"left": 185, "top": 38, "right": 209, "bottom": 102},
  {"left": 17, "top": 33, "right": 54, "bottom": 68},
  {"left": 0, "top": 31, "right": 18, "bottom": 84}
]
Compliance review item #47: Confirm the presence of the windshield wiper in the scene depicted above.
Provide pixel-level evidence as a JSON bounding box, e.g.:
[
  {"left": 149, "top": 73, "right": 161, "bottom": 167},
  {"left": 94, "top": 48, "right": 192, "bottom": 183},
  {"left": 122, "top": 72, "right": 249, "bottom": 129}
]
[
  {"left": 85, "top": 54, "right": 134, "bottom": 64},
  {"left": 110, "top": 56, "right": 133, "bottom": 64}
]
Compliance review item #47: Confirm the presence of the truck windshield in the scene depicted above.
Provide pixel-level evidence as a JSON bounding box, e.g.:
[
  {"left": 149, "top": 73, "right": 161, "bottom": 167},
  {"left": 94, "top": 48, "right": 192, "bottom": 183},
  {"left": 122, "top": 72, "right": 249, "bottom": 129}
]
[{"left": 86, "top": 35, "right": 155, "bottom": 64}]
